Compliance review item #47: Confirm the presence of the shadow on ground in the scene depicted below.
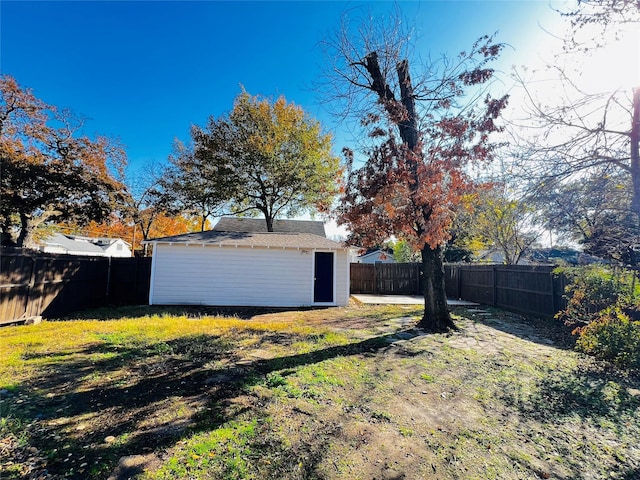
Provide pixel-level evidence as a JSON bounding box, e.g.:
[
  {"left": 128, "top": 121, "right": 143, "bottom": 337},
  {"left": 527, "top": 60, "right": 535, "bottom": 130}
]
[
  {"left": 5, "top": 305, "right": 638, "bottom": 479},
  {"left": 452, "top": 305, "right": 577, "bottom": 351},
  {"left": 2, "top": 326, "right": 422, "bottom": 479},
  {"left": 501, "top": 360, "right": 640, "bottom": 423}
]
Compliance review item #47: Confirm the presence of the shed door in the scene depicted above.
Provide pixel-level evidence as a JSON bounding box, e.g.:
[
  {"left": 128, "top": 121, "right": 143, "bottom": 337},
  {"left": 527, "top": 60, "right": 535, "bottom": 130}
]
[{"left": 314, "top": 252, "right": 334, "bottom": 303}]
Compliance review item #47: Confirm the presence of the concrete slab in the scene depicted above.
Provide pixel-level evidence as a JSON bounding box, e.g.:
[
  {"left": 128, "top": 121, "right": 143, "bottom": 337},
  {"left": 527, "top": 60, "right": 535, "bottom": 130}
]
[{"left": 352, "top": 294, "right": 478, "bottom": 306}]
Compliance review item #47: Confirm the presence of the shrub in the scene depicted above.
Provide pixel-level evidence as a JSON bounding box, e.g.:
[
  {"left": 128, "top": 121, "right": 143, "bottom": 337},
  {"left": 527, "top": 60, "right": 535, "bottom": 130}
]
[
  {"left": 574, "top": 307, "right": 640, "bottom": 370},
  {"left": 555, "top": 266, "right": 640, "bottom": 369},
  {"left": 555, "top": 265, "right": 636, "bottom": 327}
]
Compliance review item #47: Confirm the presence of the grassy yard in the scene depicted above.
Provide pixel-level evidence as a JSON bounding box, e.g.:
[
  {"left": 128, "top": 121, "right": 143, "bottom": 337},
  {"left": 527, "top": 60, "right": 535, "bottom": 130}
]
[{"left": 0, "top": 302, "right": 639, "bottom": 480}]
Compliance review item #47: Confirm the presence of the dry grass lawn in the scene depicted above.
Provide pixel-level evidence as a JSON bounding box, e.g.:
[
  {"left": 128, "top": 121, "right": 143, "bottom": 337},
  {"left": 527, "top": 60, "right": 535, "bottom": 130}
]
[{"left": 0, "top": 302, "right": 639, "bottom": 479}]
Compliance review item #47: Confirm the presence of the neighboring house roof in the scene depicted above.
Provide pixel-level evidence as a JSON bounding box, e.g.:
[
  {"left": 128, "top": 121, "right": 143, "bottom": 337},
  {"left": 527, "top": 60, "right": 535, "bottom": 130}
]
[
  {"left": 358, "top": 249, "right": 395, "bottom": 261},
  {"left": 92, "top": 237, "right": 131, "bottom": 247},
  {"left": 42, "top": 234, "right": 130, "bottom": 255},
  {"left": 147, "top": 230, "right": 344, "bottom": 250},
  {"left": 213, "top": 218, "right": 326, "bottom": 237},
  {"left": 44, "top": 233, "right": 105, "bottom": 255},
  {"left": 476, "top": 249, "right": 533, "bottom": 265}
]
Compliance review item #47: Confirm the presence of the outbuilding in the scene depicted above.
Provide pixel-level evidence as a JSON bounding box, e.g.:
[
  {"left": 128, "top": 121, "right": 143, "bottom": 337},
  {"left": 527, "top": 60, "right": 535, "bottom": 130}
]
[{"left": 146, "top": 220, "right": 350, "bottom": 307}]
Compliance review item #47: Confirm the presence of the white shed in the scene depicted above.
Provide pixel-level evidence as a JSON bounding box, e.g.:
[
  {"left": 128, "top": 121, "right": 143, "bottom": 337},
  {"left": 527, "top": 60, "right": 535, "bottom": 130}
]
[{"left": 146, "top": 230, "right": 350, "bottom": 307}]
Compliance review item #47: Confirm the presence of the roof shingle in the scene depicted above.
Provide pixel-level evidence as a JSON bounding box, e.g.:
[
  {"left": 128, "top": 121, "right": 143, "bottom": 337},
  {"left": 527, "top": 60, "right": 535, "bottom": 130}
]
[
  {"left": 147, "top": 230, "right": 343, "bottom": 250},
  {"left": 213, "top": 218, "right": 326, "bottom": 237}
]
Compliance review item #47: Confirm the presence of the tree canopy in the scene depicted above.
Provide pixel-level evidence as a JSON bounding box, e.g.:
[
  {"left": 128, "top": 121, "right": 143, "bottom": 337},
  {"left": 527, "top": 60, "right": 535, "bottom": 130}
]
[
  {"left": 163, "top": 90, "right": 342, "bottom": 231},
  {"left": 0, "top": 75, "right": 127, "bottom": 247},
  {"left": 533, "top": 172, "right": 639, "bottom": 265},
  {"left": 470, "top": 188, "right": 538, "bottom": 265},
  {"left": 509, "top": 1, "right": 640, "bottom": 265}
]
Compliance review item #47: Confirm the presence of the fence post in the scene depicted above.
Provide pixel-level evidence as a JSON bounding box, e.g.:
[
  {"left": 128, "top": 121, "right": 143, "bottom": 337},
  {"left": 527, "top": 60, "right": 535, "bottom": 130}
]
[
  {"left": 27, "top": 256, "right": 40, "bottom": 317},
  {"left": 373, "top": 263, "right": 378, "bottom": 294},
  {"left": 106, "top": 256, "right": 112, "bottom": 301},
  {"left": 550, "top": 269, "right": 556, "bottom": 314},
  {"left": 492, "top": 266, "right": 498, "bottom": 307}
]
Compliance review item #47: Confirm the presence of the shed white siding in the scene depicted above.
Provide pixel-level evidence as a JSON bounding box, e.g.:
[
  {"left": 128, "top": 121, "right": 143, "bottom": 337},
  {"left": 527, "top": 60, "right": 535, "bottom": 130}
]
[
  {"left": 335, "top": 249, "right": 350, "bottom": 306},
  {"left": 150, "top": 243, "right": 349, "bottom": 307}
]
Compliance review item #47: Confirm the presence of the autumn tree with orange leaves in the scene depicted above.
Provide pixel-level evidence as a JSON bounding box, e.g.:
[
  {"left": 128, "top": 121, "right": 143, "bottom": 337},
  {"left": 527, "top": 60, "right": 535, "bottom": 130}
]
[
  {"left": 67, "top": 212, "right": 209, "bottom": 253},
  {"left": 0, "top": 75, "right": 127, "bottom": 247},
  {"left": 323, "top": 15, "right": 508, "bottom": 331},
  {"left": 59, "top": 162, "right": 211, "bottom": 254}
]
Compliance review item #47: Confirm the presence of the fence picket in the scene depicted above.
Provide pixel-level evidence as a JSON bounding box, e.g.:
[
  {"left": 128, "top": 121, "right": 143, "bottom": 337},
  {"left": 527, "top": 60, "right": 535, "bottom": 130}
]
[
  {"left": 2, "top": 249, "right": 567, "bottom": 322},
  {"left": 0, "top": 250, "right": 151, "bottom": 322},
  {"left": 350, "top": 263, "right": 567, "bottom": 318}
]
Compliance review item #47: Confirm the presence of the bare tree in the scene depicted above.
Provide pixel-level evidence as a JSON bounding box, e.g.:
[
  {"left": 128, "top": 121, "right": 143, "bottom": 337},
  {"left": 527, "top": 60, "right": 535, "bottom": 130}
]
[
  {"left": 507, "top": 1, "right": 640, "bottom": 262},
  {"left": 559, "top": 0, "right": 640, "bottom": 50},
  {"left": 510, "top": 70, "right": 636, "bottom": 204},
  {"left": 124, "top": 162, "right": 167, "bottom": 255}
]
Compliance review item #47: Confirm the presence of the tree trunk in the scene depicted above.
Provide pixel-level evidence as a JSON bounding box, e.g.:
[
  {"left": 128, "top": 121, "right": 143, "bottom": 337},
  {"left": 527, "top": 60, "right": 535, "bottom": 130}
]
[
  {"left": 16, "top": 213, "right": 30, "bottom": 248},
  {"left": 364, "top": 51, "right": 456, "bottom": 331},
  {"left": 396, "top": 59, "right": 419, "bottom": 149},
  {"left": 630, "top": 87, "right": 640, "bottom": 220},
  {"left": 17, "top": 213, "right": 41, "bottom": 248},
  {"left": 417, "top": 245, "right": 456, "bottom": 332},
  {"left": 264, "top": 214, "right": 274, "bottom": 232}
]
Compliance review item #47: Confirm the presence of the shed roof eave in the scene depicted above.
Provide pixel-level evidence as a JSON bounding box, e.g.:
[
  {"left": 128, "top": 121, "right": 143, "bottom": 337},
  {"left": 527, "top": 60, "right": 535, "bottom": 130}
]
[{"left": 146, "top": 241, "right": 347, "bottom": 251}]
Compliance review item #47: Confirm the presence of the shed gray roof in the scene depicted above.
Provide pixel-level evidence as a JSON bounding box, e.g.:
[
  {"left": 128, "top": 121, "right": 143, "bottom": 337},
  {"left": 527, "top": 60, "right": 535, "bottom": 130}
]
[
  {"left": 147, "top": 230, "right": 344, "bottom": 249},
  {"left": 213, "top": 218, "right": 326, "bottom": 237}
]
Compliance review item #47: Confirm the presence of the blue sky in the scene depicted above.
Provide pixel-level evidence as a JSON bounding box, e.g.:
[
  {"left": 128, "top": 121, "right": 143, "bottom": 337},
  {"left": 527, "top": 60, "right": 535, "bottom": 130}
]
[{"left": 2, "top": 0, "right": 564, "bottom": 178}]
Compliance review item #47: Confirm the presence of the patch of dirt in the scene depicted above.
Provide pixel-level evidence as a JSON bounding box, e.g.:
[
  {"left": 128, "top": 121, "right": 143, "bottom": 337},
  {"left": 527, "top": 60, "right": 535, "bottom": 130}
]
[
  {"left": 107, "top": 453, "right": 164, "bottom": 480},
  {"left": 0, "top": 431, "right": 54, "bottom": 480},
  {"left": 3, "top": 304, "right": 638, "bottom": 480}
]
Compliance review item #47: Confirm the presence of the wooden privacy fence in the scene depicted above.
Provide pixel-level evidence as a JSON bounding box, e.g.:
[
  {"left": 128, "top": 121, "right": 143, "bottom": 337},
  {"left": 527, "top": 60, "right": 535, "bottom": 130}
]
[
  {"left": 351, "top": 262, "right": 568, "bottom": 318},
  {"left": 0, "top": 250, "right": 151, "bottom": 324},
  {"left": 445, "top": 264, "right": 567, "bottom": 318},
  {"left": 108, "top": 257, "right": 153, "bottom": 307},
  {"left": 2, "top": 250, "right": 569, "bottom": 323},
  {"left": 350, "top": 263, "right": 423, "bottom": 295}
]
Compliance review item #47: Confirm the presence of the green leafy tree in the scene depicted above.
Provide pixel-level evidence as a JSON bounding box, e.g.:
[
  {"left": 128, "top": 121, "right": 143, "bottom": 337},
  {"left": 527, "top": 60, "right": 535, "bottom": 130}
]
[
  {"left": 168, "top": 90, "right": 342, "bottom": 231},
  {"left": 392, "top": 239, "right": 420, "bottom": 263},
  {"left": 0, "top": 75, "right": 127, "bottom": 247},
  {"left": 471, "top": 188, "right": 539, "bottom": 265},
  {"left": 160, "top": 133, "right": 238, "bottom": 232},
  {"left": 443, "top": 194, "right": 486, "bottom": 263}
]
